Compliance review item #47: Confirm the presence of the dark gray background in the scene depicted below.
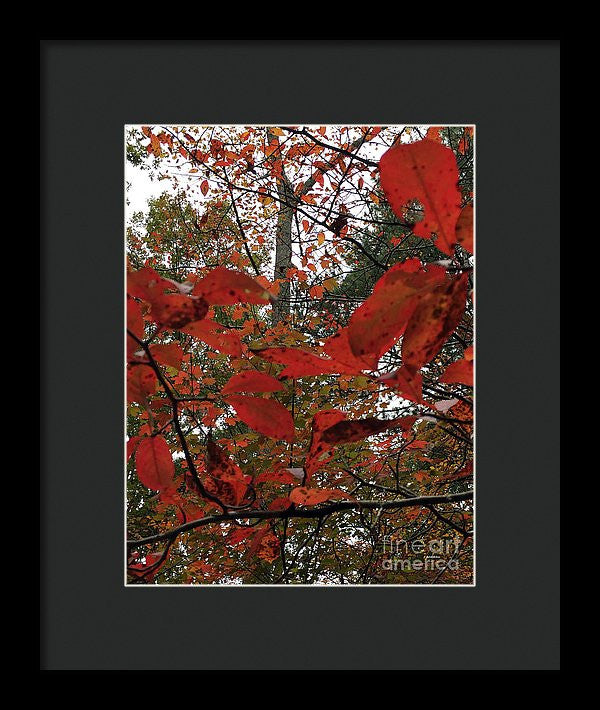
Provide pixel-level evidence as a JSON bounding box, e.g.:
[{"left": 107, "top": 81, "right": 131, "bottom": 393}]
[{"left": 41, "top": 40, "right": 560, "bottom": 671}]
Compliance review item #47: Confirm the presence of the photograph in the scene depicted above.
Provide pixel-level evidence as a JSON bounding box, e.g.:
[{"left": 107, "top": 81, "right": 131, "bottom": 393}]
[{"left": 125, "top": 124, "right": 475, "bottom": 585}]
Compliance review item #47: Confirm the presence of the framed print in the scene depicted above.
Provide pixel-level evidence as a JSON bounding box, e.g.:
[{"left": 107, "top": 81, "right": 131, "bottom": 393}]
[{"left": 41, "top": 39, "right": 559, "bottom": 670}]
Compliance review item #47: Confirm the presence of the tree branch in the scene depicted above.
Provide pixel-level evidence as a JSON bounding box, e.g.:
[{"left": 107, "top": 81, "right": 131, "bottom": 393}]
[{"left": 127, "top": 491, "right": 473, "bottom": 549}]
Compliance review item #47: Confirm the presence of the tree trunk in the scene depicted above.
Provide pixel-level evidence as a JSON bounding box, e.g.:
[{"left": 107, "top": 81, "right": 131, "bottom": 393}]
[{"left": 271, "top": 175, "right": 295, "bottom": 324}]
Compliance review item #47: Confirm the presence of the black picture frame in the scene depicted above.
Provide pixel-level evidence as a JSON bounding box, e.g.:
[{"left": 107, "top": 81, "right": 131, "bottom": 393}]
[{"left": 41, "top": 39, "right": 560, "bottom": 671}]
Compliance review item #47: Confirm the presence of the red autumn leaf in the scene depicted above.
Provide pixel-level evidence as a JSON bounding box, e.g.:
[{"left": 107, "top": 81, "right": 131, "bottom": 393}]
[
  {"left": 127, "top": 266, "right": 173, "bottom": 302},
  {"left": 126, "top": 436, "right": 143, "bottom": 461},
  {"left": 221, "top": 370, "right": 283, "bottom": 395},
  {"left": 127, "top": 296, "right": 144, "bottom": 338},
  {"left": 402, "top": 273, "right": 469, "bottom": 370},
  {"left": 455, "top": 203, "right": 473, "bottom": 253},
  {"left": 304, "top": 410, "right": 348, "bottom": 481},
  {"left": 127, "top": 297, "right": 144, "bottom": 359},
  {"left": 320, "top": 416, "right": 407, "bottom": 445},
  {"left": 251, "top": 346, "right": 357, "bottom": 379},
  {"left": 440, "top": 358, "right": 473, "bottom": 386},
  {"left": 149, "top": 342, "right": 184, "bottom": 370},
  {"left": 135, "top": 435, "right": 175, "bottom": 491},
  {"left": 224, "top": 394, "right": 295, "bottom": 442},
  {"left": 127, "top": 365, "right": 157, "bottom": 403},
  {"left": 248, "top": 527, "right": 280, "bottom": 562},
  {"left": 289, "top": 487, "right": 353, "bottom": 506},
  {"left": 205, "top": 438, "right": 249, "bottom": 506},
  {"left": 379, "top": 139, "right": 462, "bottom": 255},
  {"left": 200, "top": 179, "right": 209, "bottom": 196},
  {"left": 181, "top": 319, "right": 243, "bottom": 357},
  {"left": 268, "top": 496, "right": 294, "bottom": 511},
  {"left": 149, "top": 293, "right": 208, "bottom": 329},
  {"left": 192, "top": 267, "right": 271, "bottom": 305},
  {"left": 377, "top": 365, "right": 424, "bottom": 404},
  {"left": 464, "top": 345, "right": 474, "bottom": 361},
  {"left": 347, "top": 262, "right": 446, "bottom": 368},
  {"left": 322, "top": 328, "right": 371, "bottom": 371}
]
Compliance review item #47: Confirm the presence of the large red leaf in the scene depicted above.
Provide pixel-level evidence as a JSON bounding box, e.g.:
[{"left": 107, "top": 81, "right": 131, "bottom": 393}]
[
  {"left": 440, "top": 358, "right": 473, "bottom": 386},
  {"left": 225, "top": 394, "right": 295, "bottom": 442},
  {"left": 135, "top": 435, "right": 175, "bottom": 491},
  {"left": 347, "top": 263, "right": 446, "bottom": 368},
  {"left": 192, "top": 267, "right": 271, "bottom": 305},
  {"left": 181, "top": 319, "right": 243, "bottom": 357},
  {"left": 128, "top": 267, "right": 207, "bottom": 329},
  {"left": 149, "top": 293, "right": 208, "bottom": 329},
  {"left": 127, "top": 365, "right": 157, "bottom": 403},
  {"left": 322, "top": 328, "right": 371, "bottom": 371},
  {"left": 251, "top": 346, "right": 357, "bottom": 378},
  {"left": 379, "top": 139, "right": 462, "bottom": 255},
  {"left": 221, "top": 370, "right": 283, "bottom": 395},
  {"left": 149, "top": 342, "right": 184, "bottom": 370},
  {"left": 127, "top": 266, "right": 172, "bottom": 302},
  {"left": 402, "top": 273, "right": 469, "bottom": 370}
]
